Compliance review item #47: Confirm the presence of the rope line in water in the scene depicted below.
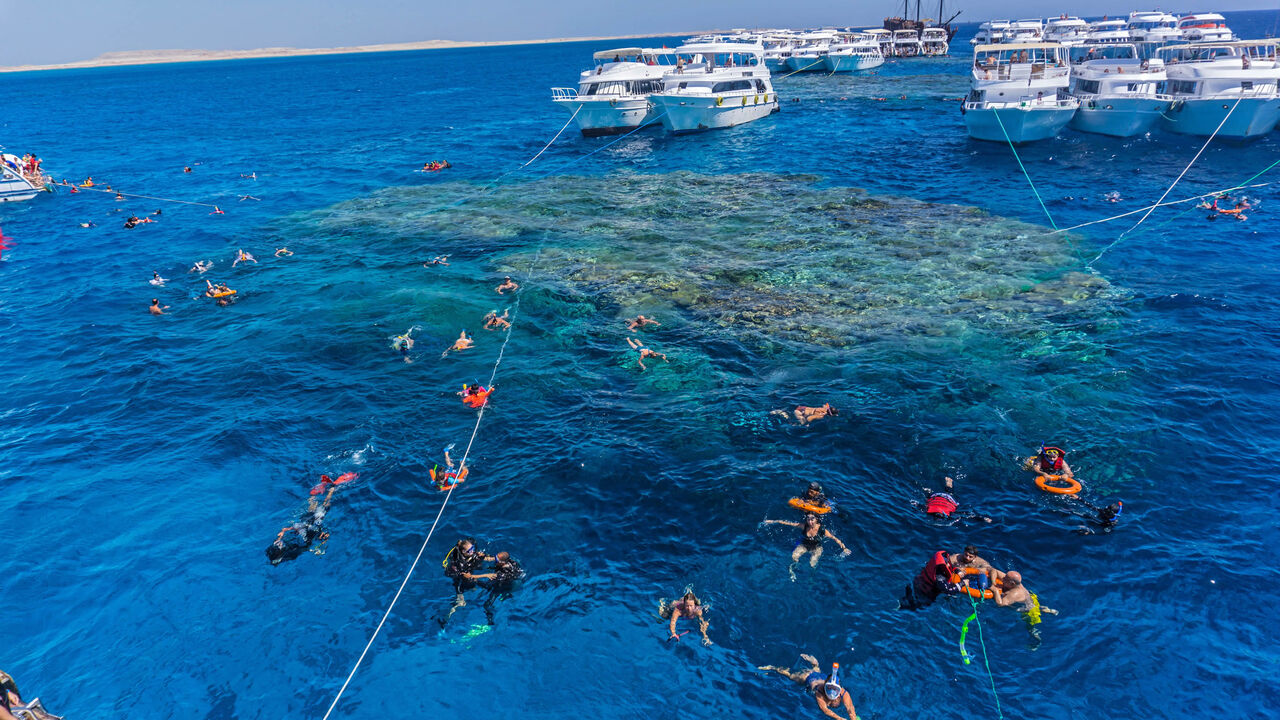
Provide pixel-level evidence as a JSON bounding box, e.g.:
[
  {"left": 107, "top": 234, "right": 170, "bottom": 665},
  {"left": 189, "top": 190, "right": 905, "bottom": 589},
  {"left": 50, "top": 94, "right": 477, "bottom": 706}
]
[
  {"left": 533, "top": 112, "right": 666, "bottom": 179},
  {"left": 966, "top": 594, "right": 1005, "bottom": 720},
  {"left": 1044, "top": 181, "right": 1275, "bottom": 237},
  {"left": 992, "top": 108, "right": 1058, "bottom": 230},
  {"left": 56, "top": 182, "right": 222, "bottom": 208},
  {"left": 1121, "top": 96, "right": 1241, "bottom": 237},
  {"left": 776, "top": 58, "right": 826, "bottom": 80}
]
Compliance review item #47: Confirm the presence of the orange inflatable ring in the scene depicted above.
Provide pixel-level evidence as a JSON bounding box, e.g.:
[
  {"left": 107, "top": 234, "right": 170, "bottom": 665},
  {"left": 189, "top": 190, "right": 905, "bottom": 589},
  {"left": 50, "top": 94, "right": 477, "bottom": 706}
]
[
  {"left": 788, "top": 498, "right": 832, "bottom": 514},
  {"left": 949, "top": 567, "right": 994, "bottom": 600},
  {"left": 211, "top": 289, "right": 236, "bottom": 298},
  {"left": 1036, "top": 474, "right": 1081, "bottom": 495}
]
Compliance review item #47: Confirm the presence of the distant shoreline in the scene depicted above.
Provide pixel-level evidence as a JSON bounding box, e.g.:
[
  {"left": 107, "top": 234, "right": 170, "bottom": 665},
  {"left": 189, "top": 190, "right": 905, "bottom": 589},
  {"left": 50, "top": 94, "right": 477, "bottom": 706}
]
[{"left": 0, "top": 33, "right": 697, "bottom": 74}]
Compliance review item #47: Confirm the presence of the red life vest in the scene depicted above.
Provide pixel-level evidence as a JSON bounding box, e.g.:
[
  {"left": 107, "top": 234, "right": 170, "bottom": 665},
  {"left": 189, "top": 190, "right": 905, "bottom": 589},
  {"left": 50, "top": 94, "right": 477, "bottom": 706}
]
[
  {"left": 917, "top": 550, "right": 955, "bottom": 591},
  {"left": 1038, "top": 447, "right": 1065, "bottom": 471},
  {"left": 925, "top": 492, "right": 958, "bottom": 517}
]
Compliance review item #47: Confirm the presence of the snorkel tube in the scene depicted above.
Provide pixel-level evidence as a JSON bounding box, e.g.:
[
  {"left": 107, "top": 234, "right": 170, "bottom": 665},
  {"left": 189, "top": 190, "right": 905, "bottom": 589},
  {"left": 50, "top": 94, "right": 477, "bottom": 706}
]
[{"left": 824, "top": 663, "right": 843, "bottom": 700}]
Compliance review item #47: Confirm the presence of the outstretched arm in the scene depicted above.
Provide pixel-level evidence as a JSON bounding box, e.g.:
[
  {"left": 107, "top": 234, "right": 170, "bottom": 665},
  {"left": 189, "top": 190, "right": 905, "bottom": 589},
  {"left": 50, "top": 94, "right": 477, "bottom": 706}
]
[
  {"left": 764, "top": 519, "right": 801, "bottom": 528},
  {"left": 824, "top": 530, "right": 850, "bottom": 553},
  {"left": 668, "top": 608, "right": 681, "bottom": 637}
]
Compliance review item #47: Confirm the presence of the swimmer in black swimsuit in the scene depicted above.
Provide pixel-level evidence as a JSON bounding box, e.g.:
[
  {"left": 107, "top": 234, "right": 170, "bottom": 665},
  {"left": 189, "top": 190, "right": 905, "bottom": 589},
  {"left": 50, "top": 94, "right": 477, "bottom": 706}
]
[
  {"left": 763, "top": 513, "right": 850, "bottom": 579},
  {"left": 758, "top": 654, "right": 859, "bottom": 720},
  {"left": 266, "top": 485, "right": 335, "bottom": 566}
]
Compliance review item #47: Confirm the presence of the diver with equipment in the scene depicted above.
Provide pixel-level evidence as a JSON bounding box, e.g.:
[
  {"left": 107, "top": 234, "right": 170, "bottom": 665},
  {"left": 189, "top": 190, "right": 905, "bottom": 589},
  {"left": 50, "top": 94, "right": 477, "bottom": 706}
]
[
  {"left": 757, "top": 655, "right": 859, "bottom": 720},
  {"left": 915, "top": 476, "right": 991, "bottom": 524},
  {"left": 440, "top": 537, "right": 494, "bottom": 625},
  {"left": 267, "top": 485, "right": 336, "bottom": 566},
  {"left": 430, "top": 444, "right": 469, "bottom": 491},
  {"left": 763, "top": 512, "right": 851, "bottom": 580},
  {"left": 658, "top": 587, "right": 711, "bottom": 645},
  {"left": 470, "top": 551, "right": 524, "bottom": 626}
]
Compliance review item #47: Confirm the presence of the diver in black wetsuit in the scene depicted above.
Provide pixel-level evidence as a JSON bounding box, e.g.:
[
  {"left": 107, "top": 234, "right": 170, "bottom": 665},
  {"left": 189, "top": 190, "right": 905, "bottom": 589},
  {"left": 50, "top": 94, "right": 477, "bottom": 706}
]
[
  {"left": 1066, "top": 499, "right": 1123, "bottom": 534},
  {"left": 473, "top": 551, "right": 524, "bottom": 625},
  {"left": 439, "top": 537, "right": 494, "bottom": 626},
  {"left": 266, "top": 485, "right": 335, "bottom": 566}
]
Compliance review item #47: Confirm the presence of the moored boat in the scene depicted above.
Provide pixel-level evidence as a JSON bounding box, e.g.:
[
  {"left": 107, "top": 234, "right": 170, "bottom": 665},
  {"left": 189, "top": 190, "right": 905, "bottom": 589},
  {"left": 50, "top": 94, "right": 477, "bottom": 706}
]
[
  {"left": 1068, "top": 44, "right": 1172, "bottom": 137},
  {"left": 0, "top": 153, "right": 49, "bottom": 202},
  {"left": 550, "top": 48, "right": 675, "bottom": 137},
  {"left": 649, "top": 42, "right": 780, "bottom": 134},
  {"left": 1159, "top": 40, "right": 1280, "bottom": 140},
  {"left": 963, "top": 42, "right": 1079, "bottom": 143},
  {"left": 824, "top": 34, "right": 886, "bottom": 72}
]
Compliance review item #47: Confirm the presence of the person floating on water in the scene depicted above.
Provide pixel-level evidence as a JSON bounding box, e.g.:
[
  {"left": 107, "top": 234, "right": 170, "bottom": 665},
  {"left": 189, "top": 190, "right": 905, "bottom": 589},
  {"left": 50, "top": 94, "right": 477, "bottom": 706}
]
[
  {"left": 899, "top": 549, "right": 961, "bottom": 610},
  {"left": 0, "top": 668, "right": 61, "bottom": 720},
  {"left": 440, "top": 537, "right": 494, "bottom": 626},
  {"left": 274, "top": 247, "right": 292, "bottom": 257},
  {"left": 917, "top": 476, "right": 992, "bottom": 524},
  {"left": 757, "top": 655, "right": 859, "bottom": 720},
  {"left": 148, "top": 298, "right": 170, "bottom": 316},
  {"left": 771, "top": 403, "right": 839, "bottom": 426},
  {"left": 459, "top": 383, "right": 494, "bottom": 408},
  {"left": 421, "top": 160, "right": 452, "bottom": 172},
  {"left": 483, "top": 308, "right": 510, "bottom": 331},
  {"left": 266, "top": 485, "right": 336, "bottom": 566},
  {"left": 763, "top": 513, "right": 851, "bottom": 580},
  {"left": 189, "top": 260, "right": 213, "bottom": 273},
  {"left": 1023, "top": 444, "right": 1072, "bottom": 480},
  {"left": 1065, "top": 498, "right": 1123, "bottom": 534},
  {"left": 1203, "top": 195, "right": 1250, "bottom": 221},
  {"left": 149, "top": 271, "right": 167, "bottom": 287},
  {"left": 470, "top": 551, "right": 524, "bottom": 625},
  {"left": 423, "top": 255, "right": 449, "bottom": 267},
  {"left": 183, "top": 166, "right": 192, "bottom": 173},
  {"left": 626, "top": 336, "right": 668, "bottom": 371},
  {"left": 626, "top": 314, "right": 661, "bottom": 332},
  {"left": 442, "top": 329, "right": 474, "bottom": 358},
  {"left": 949, "top": 545, "right": 993, "bottom": 572},
  {"left": 793, "top": 481, "right": 831, "bottom": 513},
  {"left": 988, "top": 567, "right": 1059, "bottom": 647},
  {"left": 431, "top": 444, "right": 469, "bottom": 491},
  {"left": 496, "top": 276, "right": 519, "bottom": 294},
  {"left": 204, "top": 280, "right": 236, "bottom": 306},
  {"left": 392, "top": 329, "right": 415, "bottom": 363},
  {"left": 659, "top": 588, "right": 711, "bottom": 645},
  {"left": 232, "top": 249, "right": 256, "bottom": 267}
]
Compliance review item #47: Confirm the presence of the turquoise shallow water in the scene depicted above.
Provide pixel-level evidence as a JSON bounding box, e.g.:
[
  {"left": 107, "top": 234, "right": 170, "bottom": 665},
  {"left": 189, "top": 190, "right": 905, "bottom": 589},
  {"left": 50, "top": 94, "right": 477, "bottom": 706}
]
[{"left": 2, "top": 13, "right": 1280, "bottom": 719}]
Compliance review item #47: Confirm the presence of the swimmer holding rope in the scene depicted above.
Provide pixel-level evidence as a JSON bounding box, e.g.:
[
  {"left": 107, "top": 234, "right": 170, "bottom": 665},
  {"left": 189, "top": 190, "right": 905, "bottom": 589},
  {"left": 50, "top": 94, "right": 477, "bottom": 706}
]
[
  {"left": 442, "top": 329, "right": 473, "bottom": 358},
  {"left": 658, "top": 588, "right": 711, "bottom": 645}
]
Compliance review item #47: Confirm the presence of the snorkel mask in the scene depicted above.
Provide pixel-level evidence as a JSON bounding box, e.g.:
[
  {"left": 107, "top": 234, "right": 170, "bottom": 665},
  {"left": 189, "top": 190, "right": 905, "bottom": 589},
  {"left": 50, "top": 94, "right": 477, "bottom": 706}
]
[{"left": 824, "top": 663, "right": 843, "bottom": 700}]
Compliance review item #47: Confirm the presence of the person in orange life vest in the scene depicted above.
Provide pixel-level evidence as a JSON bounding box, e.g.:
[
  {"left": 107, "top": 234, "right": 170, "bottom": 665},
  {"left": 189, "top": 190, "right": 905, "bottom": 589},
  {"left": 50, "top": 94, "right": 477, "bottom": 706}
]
[
  {"left": 898, "top": 549, "right": 962, "bottom": 610},
  {"left": 917, "top": 476, "right": 991, "bottom": 524},
  {"left": 1023, "top": 445, "right": 1072, "bottom": 480}
]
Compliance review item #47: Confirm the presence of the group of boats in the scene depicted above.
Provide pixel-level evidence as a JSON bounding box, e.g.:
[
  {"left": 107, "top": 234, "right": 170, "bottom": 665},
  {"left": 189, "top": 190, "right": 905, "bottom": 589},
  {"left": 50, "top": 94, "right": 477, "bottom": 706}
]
[{"left": 963, "top": 11, "right": 1280, "bottom": 143}]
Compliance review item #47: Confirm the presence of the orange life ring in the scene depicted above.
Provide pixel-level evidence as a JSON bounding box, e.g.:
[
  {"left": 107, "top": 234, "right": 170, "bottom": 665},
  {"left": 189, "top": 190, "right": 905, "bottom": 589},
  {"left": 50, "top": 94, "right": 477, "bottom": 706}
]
[
  {"left": 788, "top": 498, "right": 832, "bottom": 514},
  {"left": 949, "top": 567, "right": 994, "bottom": 599},
  {"left": 211, "top": 289, "right": 237, "bottom": 298},
  {"left": 1036, "top": 474, "right": 1081, "bottom": 495}
]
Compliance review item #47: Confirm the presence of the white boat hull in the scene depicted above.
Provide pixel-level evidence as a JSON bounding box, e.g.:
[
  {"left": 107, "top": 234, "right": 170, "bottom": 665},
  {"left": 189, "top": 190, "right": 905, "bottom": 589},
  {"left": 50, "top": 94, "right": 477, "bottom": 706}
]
[
  {"left": 823, "top": 54, "right": 885, "bottom": 72},
  {"left": 651, "top": 93, "right": 780, "bottom": 133},
  {"left": 965, "top": 104, "right": 1078, "bottom": 143},
  {"left": 784, "top": 55, "right": 824, "bottom": 73},
  {"left": 0, "top": 171, "right": 42, "bottom": 202},
  {"left": 1159, "top": 97, "right": 1280, "bottom": 140},
  {"left": 1069, "top": 96, "right": 1171, "bottom": 137},
  {"left": 764, "top": 57, "right": 787, "bottom": 73},
  {"left": 553, "top": 97, "right": 659, "bottom": 137}
]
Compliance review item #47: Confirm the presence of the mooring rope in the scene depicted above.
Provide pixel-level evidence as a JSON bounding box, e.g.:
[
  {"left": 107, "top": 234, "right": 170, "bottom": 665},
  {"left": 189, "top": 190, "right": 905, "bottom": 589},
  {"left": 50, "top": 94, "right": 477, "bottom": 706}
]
[
  {"left": 56, "top": 182, "right": 222, "bottom": 208},
  {"left": 776, "top": 57, "right": 827, "bottom": 80},
  {"left": 992, "top": 108, "right": 1058, "bottom": 230},
  {"left": 965, "top": 593, "right": 1005, "bottom": 720}
]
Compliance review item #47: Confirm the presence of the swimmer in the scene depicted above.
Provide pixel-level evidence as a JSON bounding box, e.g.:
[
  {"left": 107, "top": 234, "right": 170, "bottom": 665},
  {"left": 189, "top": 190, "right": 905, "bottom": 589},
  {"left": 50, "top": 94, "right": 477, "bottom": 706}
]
[
  {"left": 658, "top": 588, "right": 711, "bottom": 645},
  {"left": 274, "top": 247, "right": 293, "bottom": 257},
  {"left": 626, "top": 336, "right": 668, "bottom": 371},
  {"left": 757, "top": 655, "right": 859, "bottom": 720},
  {"left": 149, "top": 298, "right": 170, "bottom": 316},
  {"left": 232, "top": 249, "right": 257, "bottom": 267},
  {"left": 772, "top": 403, "right": 839, "bottom": 426},
  {"left": 152, "top": 209, "right": 162, "bottom": 216},
  {"left": 459, "top": 383, "right": 493, "bottom": 407},
  {"left": 917, "top": 476, "right": 992, "bottom": 524},
  {"left": 442, "top": 329, "right": 474, "bottom": 357},
  {"left": 440, "top": 537, "right": 495, "bottom": 625},
  {"left": 988, "top": 569, "right": 1057, "bottom": 615},
  {"left": 239, "top": 195, "right": 261, "bottom": 201},
  {"left": 483, "top": 309, "right": 510, "bottom": 331},
  {"left": 115, "top": 191, "right": 125, "bottom": 201},
  {"left": 1065, "top": 498, "right": 1123, "bottom": 534},
  {"left": 626, "top": 314, "right": 661, "bottom": 332},
  {"left": 123, "top": 216, "right": 140, "bottom": 229},
  {"left": 189, "top": 260, "right": 213, "bottom": 273},
  {"left": 423, "top": 255, "right": 450, "bottom": 267},
  {"left": 149, "top": 271, "right": 167, "bottom": 287},
  {"left": 211, "top": 206, "right": 225, "bottom": 215},
  {"left": 796, "top": 481, "right": 831, "bottom": 512},
  {"left": 763, "top": 513, "right": 850, "bottom": 579},
  {"left": 240, "top": 172, "right": 257, "bottom": 180},
  {"left": 392, "top": 330, "right": 415, "bottom": 363},
  {"left": 78, "top": 222, "right": 95, "bottom": 228},
  {"left": 496, "top": 276, "right": 519, "bottom": 294},
  {"left": 183, "top": 166, "right": 192, "bottom": 173},
  {"left": 1023, "top": 444, "right": 1072, "bottom": 480},
  {"left": 898, "top": 549, "right": 962, "bottom": 610},
  {"left": 266, "top": 485, "right": 336, "bottom": 566},
  {"left": 470, "top": 551, "right": 524, "bottom": 625},
  {"left": 432, "top": 446, "right": 469, "bottom": 491},
  {"left": 1104, "top": 191, "right": 1122, "bottom": 203},
  {"left": 948, "top": 545, "right": 993, "bottom": 572}
]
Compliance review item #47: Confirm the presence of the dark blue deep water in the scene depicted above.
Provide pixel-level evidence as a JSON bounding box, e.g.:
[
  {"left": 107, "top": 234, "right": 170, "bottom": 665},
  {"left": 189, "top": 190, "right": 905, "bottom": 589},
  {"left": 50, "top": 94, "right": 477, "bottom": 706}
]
[{"left": 2, "top": 11, "right": 1279, "bottom": 719}]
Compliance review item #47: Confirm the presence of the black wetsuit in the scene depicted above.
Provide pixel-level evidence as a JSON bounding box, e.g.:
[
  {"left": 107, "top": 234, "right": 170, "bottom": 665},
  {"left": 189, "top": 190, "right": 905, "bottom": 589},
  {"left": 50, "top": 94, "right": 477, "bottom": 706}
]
[
  {"left": 444, "top": 546, "right": 487, "bottom": 594},
  {"left": 480, "top": 558, "right": 524, "bottom": 625},
  {"left": 266, "top": 507, "right": 327, "bottom": 566}
]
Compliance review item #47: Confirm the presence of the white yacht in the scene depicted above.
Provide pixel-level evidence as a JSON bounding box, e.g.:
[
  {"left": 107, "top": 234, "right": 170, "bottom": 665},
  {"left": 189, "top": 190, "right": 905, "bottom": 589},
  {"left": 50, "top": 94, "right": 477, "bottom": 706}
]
[
  {"left": 1087, "top": 20, "right": 1131, "bottom": 45},
  {"left": 1005, "top": 20, "right": 1045, "bottom": 43},
  {"left": 649, "top": 42, "right": 780, "bottom": 133},
  {"left": 824, "top": 34, "right": 885, "bottom": 72},
  {"left": 784, "top": 31, "right": 836, "bottom": 72},
  {"left": 1067, "top": 44, "right": 1172, "bottom": 137},
  {"left": 921, "top": 28, "right": 950, "bottom": 56},
  {"left": 762, "top": 34, "right": 797, "bottom": 73},
  {"left": 971, "top": 20, "right": 1011, "bottom": 46},
  {"left": 1178, "top": 13, "right": 1235, "bottom": 43},
  {"left": 1127, "top": 11, "right": 1182, "bottom": 57},
  {"left": 0, "top": 153, "right": 49, "bottom": 202},
  {"left": 1159, "top": 41, "right": 1280, "bottom": 140},
  {"left": 963, "top": 42, "right": 1080, "bottom": 142},
  {"left": 1045, "top": 17, "right": 1090, "bottom": 46},
  {"left": 550, "top": 48, "right": 675, "bottom": 136},
  {"left": 866, "top": 29, "right": 894, "bottom": 57},
  {"left": 892, "top": 29, "right": 923, "bottom": 58}
]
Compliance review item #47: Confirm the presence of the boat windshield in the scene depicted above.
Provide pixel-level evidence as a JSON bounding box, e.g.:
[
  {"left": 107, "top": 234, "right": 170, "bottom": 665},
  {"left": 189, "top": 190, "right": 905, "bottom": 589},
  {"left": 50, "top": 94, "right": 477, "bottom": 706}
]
[
  {"left": 1071, "top": 45, "right": 1136, "bottom": 62},
  {"left": 974, "top": 46, "right": 1065, "bottom": 66}
]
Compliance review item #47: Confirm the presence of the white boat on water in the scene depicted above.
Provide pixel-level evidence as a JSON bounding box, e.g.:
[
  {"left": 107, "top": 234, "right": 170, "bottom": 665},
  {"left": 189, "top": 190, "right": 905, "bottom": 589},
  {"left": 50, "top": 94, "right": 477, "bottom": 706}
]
[
  {"left": 1087, "top": 20, "right": 1131, "bottom": 45},
  {"left": 892, "top": 29, "right": 922, "bottom": 58},
  {"left": 866, "top": 28, "right": 895, "bottom": 57},
  {"left": 0, "top": 153, "right": 49, "bottom": 202},
  {"left": 1159, "top": 41, "right": 1280, "bottom": 140},
  {"left": 1127, "top": 11, "right": 1182, "bottom": 57},
  {"left": 550, "top": 48, "right": 675, "bottom": 137},
  {"left": 1178, "top": 13, "right": 1235, "bottom": 43},
  {"left": 1005, "top": 20, "right": 1045, "bottom": 43},
  {"left": 784, "top": 31, "right": 836, "bottom": 72},
  {"left": 963, "top": 42, "right": 1080, "bottom": 142},
  {"left": 1068, "top": 44, "right": 1171, "bottom": 137},
  {"left": 824, "top": 34, "right": 885, "bottom": 72},
  {"left": 971, "top": 20, "right": 1011, "bottom": 46},
  {"left": 762, "top": 34, "right": 796, "bottom": 73},
  {"left": 1045, "top": 16, "right": 1090, "bottom": 46},
  {"left": 921, "top": 28, "right": 949, "bottom": 56},
  {"left": 649, "top": 42, "right": 780, "bottom": 133}
]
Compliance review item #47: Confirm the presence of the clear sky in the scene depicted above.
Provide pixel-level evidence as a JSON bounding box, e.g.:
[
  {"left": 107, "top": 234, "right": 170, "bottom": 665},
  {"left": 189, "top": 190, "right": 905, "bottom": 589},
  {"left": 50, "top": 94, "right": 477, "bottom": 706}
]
[{"left": 1, "top": 0, "right": 1276, "bottom": 66}]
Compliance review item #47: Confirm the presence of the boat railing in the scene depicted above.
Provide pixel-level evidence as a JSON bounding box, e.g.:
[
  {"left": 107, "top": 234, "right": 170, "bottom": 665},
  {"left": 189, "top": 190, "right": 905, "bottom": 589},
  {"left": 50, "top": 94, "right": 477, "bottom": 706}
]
[
  {"left": 551, "top": 87, "right": 579, "bottom": 101},
  {"left": 972, "top": 62, "right": 1069, "bottom": 81},
  {"left": 965, "top": 97, "right": 1080, "bottom": 110}
]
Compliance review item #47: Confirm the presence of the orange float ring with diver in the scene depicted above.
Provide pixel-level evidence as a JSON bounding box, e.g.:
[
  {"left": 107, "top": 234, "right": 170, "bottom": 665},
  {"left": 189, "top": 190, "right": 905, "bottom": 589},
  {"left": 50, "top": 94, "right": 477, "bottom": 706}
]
[
  {"left": 1036, "top": 474, "right": 1082, "bottom": 495},
  {"left": 211, "top": 289, "right": 237, "bottom": 298},
  {"left": 788, "top": 498, "right": 832, "bottom": 514},
  {"left": 949, "top": 567, "right": 994, "bottom": 600}
]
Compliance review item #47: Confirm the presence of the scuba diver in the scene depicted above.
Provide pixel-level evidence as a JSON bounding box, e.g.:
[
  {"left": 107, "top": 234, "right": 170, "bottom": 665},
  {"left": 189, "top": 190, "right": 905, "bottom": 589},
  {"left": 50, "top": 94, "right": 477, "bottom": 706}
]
[
  {"left": 440, "top": 537, "right": 494, "bottom": 626},
  {"left": 915, "top": 476, "right": 992, "bottom": 524},
  {"left": 658, "top": 588, "right": 711, "bottom": 645},
  {"left": 1023, "top": 445, "right": 1073, "bottom": 480},
  {"left": 266, "top": 485, "right": 336, "bottom": 566},
  {"left": 430, "top": 444, "right": 469, "bottom": 491},
  {"left": 757, "top": 655, "right": 859, "bottom": 720},
  {"left": 898, "top": 549, "right": 961, "bottom": 610},
  {"left": 763, "top": 513, "right": 851, "bottom": 580},
  {"left": 1065, "top": 498, "right": 1123, "bottom": 534},
  {"left": 470, "top": 551, "right": 524, "bottom": 625}
]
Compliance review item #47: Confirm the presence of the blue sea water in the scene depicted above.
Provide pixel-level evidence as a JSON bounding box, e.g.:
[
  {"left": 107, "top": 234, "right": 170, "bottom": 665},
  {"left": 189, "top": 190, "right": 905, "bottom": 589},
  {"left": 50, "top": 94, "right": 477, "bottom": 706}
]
[{"left": 2, "top": 11, "right": 1280, "bottom": 719}]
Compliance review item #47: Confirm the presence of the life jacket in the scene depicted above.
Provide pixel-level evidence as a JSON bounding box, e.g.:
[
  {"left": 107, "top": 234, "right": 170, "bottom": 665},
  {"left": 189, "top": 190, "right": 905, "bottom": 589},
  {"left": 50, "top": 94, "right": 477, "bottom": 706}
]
[
  {"left": 914, "top": 550, "right": 955, "bottom": 597},
  {"left": 925, "top": 492, "right": 958, "bottom": 517},
  {"left": 462, "top": 386, "right": 492, "bottom": 408},
  {"left": 1038, "top": 447, "right": 1065, "bottom": 472}
]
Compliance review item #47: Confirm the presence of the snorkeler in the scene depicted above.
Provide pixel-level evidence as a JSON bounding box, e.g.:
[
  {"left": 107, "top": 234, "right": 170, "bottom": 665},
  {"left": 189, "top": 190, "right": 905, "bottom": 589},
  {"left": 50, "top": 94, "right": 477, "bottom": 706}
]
[
  {"left": 149, "top": 271, "right": 166, "bottom": 287},
  {"left": 442, "top": 329, "right": 474, "bottom": 357},
  {"left": 440, "top": 537, "right": 494, "bottom": 625},
  {"left": 495, "top": 276, "right": 519, "bottom": 294},
  {"left": 659, "top": 588, "right": 711, "bottom": 645},
  {"left": 423, "top": 255, "right": 449, "bottom": 267},
  {"left": 232, "top": 249, "right": 257, "bottom": 267},
  {"left": 392, "top": 329, "right": 415, "bottom": 362},
  {"left": 189, "top": 260, "right": 213, "bottom": 273},
  {"left": 917, "top": 476, "right": 992, "bottom": 524},
  {"left": 483, "top": 309, "right": 510, "bottom": 330},
  {"left": 459, "top": 383, "right": 494, "bottom": 408},
  {"left": 1065, "top": 498, "right": 1123, "bottom": 534},
  {"left": 763, "top": 513, "right": 851, "bottom": 580},
  {"left": 1023, "top": 445, "right": 1072, "bottom": 480},
  {"left": 431, "top": 445, "right": 469, "bottom": 491},
  {"left": 793, "top": 481, "right": 831, "bottom": 513},
  {"left": 626, "top": 336, "right": 668, "bottom": 371},
  {"left": 274, "top": 247, "right": 293, "bottom": 257},
  {"left": 149, "top": 298, "right": 170, "bottom": 316},
  {"left": 757, "top": 655, "right": 859, "bottom": 720},
  {"left": 771, "top": 403, "right": 839, "bottom": 426},
  {"left": 899, "top": 550, "right": 961, "bottom": 610},
  {"left": 471, "top": 551, "right": 524, "bottom": 625},
  {"left": 266, "top": 485, "right": 336, "bottom": 566},
  {"left": 626, "top": 314, "right": 661, "bottom": 332}
]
